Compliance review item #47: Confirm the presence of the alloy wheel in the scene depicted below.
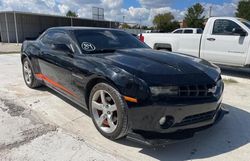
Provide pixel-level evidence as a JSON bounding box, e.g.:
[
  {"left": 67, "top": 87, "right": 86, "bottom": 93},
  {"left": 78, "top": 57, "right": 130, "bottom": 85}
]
[
  {"left": 91, "top": 90, "right": 118, "bottom": 133},
  {"left": 23, "top": 61, "right": 32, "bottom": 85}
]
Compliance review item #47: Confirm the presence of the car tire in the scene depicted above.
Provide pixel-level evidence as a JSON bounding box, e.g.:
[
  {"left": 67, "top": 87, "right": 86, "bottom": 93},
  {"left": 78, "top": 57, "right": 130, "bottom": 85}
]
[
  {"left": 89, "top": 82, "right": 129, "bottom": 140},
  {"left": 22, "top": 58, "right": 42, "bottom": 88}
]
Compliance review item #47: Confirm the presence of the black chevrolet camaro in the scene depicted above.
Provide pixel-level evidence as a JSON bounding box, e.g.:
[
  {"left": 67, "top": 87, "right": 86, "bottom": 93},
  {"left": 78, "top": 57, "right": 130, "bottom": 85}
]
[{"left": 21, "top": 27, "right": 227, "bottom": 141}]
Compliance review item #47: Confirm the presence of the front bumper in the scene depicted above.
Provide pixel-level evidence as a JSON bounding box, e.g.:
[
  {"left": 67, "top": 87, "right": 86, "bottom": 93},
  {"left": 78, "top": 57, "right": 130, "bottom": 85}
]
[
  {"left": 126, "top": 106, "right": 228, "bottom": 146},
  {"left": 127, "top": 96, "right": 225, "bottom": 134}
]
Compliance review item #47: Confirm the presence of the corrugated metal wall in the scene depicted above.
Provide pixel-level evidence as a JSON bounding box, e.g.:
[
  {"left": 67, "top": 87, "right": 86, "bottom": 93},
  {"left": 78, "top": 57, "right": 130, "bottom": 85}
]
[{"left": 0, "top": 12, "right": 118, "bottom": 43}]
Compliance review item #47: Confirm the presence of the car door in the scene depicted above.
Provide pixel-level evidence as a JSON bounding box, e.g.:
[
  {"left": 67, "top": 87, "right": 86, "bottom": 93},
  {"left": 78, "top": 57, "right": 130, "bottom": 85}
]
[
  {"left": 38, "top": 30, "right": 79, "bottom": 101},
  {"left": 201, "top": 19, "right": 250, "bottom": 66}
]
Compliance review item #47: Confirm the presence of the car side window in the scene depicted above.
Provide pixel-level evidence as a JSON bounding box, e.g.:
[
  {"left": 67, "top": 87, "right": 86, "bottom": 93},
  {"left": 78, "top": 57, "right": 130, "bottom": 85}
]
[
  {"left": 51, "top": 32, "right": 71, "bottom": 46},
  {"left": 40, "top": 32, "right": 54, "bottom": 46},
  {"left": 174, "top": 30, "right": 183, "bottom": 33},
  {"left": 184, "top": 30, "right": 193, "bottom": 34},
  {"left": 40, "top": 31, "right": 71, "bottom": 48},
  {"left": 213, "top": 19, "right": 243, "bottom": 35}
]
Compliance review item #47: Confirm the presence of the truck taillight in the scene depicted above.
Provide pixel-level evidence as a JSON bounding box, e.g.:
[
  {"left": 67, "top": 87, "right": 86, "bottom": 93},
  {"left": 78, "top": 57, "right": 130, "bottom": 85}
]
[{"left": 139, "top": 34, "right": 144, "bottom": 42}]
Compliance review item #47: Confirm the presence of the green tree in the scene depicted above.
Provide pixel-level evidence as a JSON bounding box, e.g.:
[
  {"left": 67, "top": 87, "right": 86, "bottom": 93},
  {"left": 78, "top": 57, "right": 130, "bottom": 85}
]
[
  {"left": 131, "top": 24, "right": 140, "bottom": 29},
  {"left": 236, "top": 0, "right": 250, "bottom": 20},
  {"left": 121, "top": 23, "right": 131, "bottom": 29},
  {"left": 184, "top": 3, "right": 205, "bottom": 28},
  {"left": 148, "top": 26, "right": 155, "bottom": 30},
  {"left": 66, "top": 10, "right": 78, "bottom": 17},
  {"left": 169, "top": 21, "right": 180, "bottom": 31},
  {"left": 153, "top": 12, "right": 179, "bottom": 32},
  {"left": 141, "top": 26, "right": 149, "bottom": 30}
]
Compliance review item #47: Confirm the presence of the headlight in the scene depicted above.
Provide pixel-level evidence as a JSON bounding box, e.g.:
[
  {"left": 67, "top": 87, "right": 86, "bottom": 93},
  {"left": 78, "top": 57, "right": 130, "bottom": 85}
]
[
  {"left": 217, "top": 79, "right": 223, "bottom": 88},
  {"left": 208, "top": 79, "right": 223, "bottom": 97},
  {"left": 215, "top": 79, "right": 223, "bottom": 96},
  {"left": 150, "top": 86, "right": 179, "bottom": 96}
]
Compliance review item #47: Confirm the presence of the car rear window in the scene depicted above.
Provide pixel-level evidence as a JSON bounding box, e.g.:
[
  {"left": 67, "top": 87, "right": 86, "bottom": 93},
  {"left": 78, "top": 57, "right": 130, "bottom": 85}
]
[
  {"left": 197, "top": 29, "right": 203, "bottom": 34},
  {"left": 74, "top": 29, "right": 148, "bottom": 53}
]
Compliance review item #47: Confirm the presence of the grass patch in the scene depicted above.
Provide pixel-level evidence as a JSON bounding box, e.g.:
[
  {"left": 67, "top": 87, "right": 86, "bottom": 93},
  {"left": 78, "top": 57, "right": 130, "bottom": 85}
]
[{"left": 223, "top": 78, "right": 238, "bottom": 84}]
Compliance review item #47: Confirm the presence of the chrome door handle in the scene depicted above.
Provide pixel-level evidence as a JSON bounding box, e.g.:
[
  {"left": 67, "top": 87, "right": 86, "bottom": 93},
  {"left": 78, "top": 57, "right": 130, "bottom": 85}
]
[{"left": 207, "top": 38, "right": 216, "bottom": 41}]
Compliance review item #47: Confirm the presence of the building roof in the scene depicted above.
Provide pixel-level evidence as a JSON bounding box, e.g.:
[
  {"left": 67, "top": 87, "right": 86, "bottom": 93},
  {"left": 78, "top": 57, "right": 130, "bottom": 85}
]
[{"left": 0, "top": 11, "right": 114, "bottom": 23}]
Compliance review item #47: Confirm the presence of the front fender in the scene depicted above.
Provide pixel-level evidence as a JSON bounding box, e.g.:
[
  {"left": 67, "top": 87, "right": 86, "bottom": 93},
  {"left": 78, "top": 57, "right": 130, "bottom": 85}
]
[
  {"left": 74, "top": 55, "right": 150, "bottom": 103},
  {"left": 98, "top": 66, "right": 137, "bottom": 97},
  {"left": 85, "top": 64, "right": 150, "bottom": 101},
  {"left": 105, "top": 66, "right": 150, "bottom": 101}
]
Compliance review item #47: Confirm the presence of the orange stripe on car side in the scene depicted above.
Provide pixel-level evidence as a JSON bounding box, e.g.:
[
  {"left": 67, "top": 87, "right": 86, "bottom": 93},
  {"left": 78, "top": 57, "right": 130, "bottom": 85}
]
[
  {"left": 36, "top": 73, "right": 78, "bottom": 98},
  {"left": 124, "top": 96, "right": 138, "bottom": 103}
]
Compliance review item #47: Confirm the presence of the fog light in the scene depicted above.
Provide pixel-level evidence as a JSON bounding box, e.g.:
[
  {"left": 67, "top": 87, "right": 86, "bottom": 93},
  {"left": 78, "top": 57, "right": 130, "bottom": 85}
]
[
  {"left": 159, "top": 116, "right": 174, "bottom": 129},
  {"left": 159, "top": 117, "right": 166, "bottom": 125}
]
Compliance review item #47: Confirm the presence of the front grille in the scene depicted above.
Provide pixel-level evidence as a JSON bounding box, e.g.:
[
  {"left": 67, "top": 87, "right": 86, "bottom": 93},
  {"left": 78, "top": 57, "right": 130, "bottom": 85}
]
[
  {"left": 178, "top": 84, "right": 216, "bottom": 97},
  {"left": 173, "top": 110, "right": 217, "bottom": 127},
  {"left": 151, "top": 80, "right": 223, "bottom": 102}
]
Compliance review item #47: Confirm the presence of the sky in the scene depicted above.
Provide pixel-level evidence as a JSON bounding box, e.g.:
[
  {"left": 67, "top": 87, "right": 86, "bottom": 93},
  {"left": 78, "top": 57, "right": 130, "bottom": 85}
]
[{"left": 0, "top": 0, "right": 239, "bottom": 26}]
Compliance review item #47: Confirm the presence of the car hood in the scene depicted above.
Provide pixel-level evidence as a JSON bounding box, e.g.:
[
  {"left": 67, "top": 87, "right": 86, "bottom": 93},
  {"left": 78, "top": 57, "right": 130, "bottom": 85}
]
[{"left": 92, "top": 48, "right": 221, "bottom": 86}]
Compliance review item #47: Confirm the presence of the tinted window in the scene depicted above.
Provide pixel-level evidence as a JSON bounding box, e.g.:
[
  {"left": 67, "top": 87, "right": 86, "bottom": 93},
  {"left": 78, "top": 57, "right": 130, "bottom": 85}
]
[
  {"left": 197, "top": 29, "right": 203, "bottom": 34},
  {"left": 40, "top": 32, "right": 54, "bottom": 46},
  {"left": 184, "top": 29, "right": 193, "bottom": 34},
  {"left": 173, "top": 30, "right": 183, "bottom": 33},
  {"left": 213, "top": 19, "right": 243, "bottom": 35},
  {"left": 240, "top": 19, "right": 250, "bottom": 29},
  {"left": 74, "top": 30, "right": 148, "bottom": 53},
  {"left": 41, "top": 31, "right": 71, "bottom": 47},
  {"left": 52, "top": 32, "right": 71, "bottom": 45}
]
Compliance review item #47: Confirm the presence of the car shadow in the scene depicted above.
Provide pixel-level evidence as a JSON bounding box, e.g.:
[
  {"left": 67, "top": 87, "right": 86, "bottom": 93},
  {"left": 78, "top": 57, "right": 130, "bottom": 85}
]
[
  {"left": 34, "top": 86, "right": 90, "bottom": 116},
  {"left": 220, "top": 65, "right": 250, "bottom": 79},
  {"left": 35, "top": 87, "right": 250, "bottom": 160},
  {"left": 117, "top": 104, "right": 250, "bottom": 160}
]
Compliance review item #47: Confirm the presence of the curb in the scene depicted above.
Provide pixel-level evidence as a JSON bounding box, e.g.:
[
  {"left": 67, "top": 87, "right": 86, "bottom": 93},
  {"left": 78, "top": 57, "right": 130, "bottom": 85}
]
[{"left": 0, "top": 52, "right": 20, "bottom": 54}]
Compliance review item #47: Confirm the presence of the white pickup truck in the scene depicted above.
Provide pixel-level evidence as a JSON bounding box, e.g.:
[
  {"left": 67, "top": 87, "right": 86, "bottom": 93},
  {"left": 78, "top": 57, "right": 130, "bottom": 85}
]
[{"left": 141, "top": 17, "right": 250, "bottom": 67}]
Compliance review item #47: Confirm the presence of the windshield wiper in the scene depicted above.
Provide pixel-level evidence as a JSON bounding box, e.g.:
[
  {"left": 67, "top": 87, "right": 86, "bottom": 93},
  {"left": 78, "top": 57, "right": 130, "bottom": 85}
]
[{"left": 87, "top": 48, "right": 117, "bottom": 54}]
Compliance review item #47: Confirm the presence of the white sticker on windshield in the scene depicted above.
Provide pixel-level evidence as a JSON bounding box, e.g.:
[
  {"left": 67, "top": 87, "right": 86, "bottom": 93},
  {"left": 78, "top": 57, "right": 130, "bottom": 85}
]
[{"left": 81, "top": 42, "right": 96, "bottom": 51}]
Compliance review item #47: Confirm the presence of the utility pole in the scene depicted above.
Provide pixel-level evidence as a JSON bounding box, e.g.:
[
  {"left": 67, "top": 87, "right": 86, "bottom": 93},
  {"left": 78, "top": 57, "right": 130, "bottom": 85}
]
[
  {"left": 139, "top": 16, "right": 142, "bottom": 34},
  {"left": 209, "top": 6, "right": 212, "bottom": 17},
  {"left": 122, "top": 15, "right": 125, "bottom": 30},
  {"left": 123, "top": 15, "right": 125, "bottom": 24}
]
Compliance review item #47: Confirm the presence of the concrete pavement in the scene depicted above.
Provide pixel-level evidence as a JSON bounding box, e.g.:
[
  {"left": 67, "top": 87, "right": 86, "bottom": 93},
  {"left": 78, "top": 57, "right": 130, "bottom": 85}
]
[{"left": 0, "top": 43, "right": 21, "bottom": 54}]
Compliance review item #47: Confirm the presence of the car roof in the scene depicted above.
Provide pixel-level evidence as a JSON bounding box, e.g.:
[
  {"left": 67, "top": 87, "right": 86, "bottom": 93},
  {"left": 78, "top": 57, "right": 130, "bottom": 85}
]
[{"left": 208, "top": 17, "right": 240, "bottom": 22}]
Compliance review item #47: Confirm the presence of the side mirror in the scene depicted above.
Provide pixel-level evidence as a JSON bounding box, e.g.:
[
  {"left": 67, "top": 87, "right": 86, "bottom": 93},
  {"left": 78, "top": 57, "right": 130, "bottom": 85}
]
[
  {"left": 232, "top": 28, "right": 247, "bottom": 36},
  {"left": 52, "top": 43, "right": 73, "bottom": 54}
]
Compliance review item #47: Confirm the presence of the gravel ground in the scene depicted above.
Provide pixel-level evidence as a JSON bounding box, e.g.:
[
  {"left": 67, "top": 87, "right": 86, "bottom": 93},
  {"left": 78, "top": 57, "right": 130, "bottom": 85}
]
[{"left": 0, "top": 54, "right": 250, "bottom": 161}]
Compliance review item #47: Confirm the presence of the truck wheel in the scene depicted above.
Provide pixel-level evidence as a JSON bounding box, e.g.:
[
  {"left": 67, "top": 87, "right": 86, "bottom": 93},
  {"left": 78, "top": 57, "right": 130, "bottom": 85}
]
[
  {"left": 159, "top": 48, "right": 171, "bottom": 52},
  {"left": 154, "top": 43, "right": 172, "bottom": 52},
  {"left": 89, "top": 83, "right": 129, "bottom": 140}
]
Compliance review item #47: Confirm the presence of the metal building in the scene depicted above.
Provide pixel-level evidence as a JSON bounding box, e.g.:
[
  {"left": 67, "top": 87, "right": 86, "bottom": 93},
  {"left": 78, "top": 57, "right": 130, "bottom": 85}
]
[{"left": 0, "top": 11, "right": 119, "bottom": 43}]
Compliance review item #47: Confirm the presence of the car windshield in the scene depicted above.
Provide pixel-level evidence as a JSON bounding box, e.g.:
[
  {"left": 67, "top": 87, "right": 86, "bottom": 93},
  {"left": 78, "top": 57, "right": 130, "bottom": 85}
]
[
  {"left": 239, "top": 19, "right": 250, "bottom": 29},
  {"left": 74, "top": 29, "right": 148, "bottom": 53}
]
